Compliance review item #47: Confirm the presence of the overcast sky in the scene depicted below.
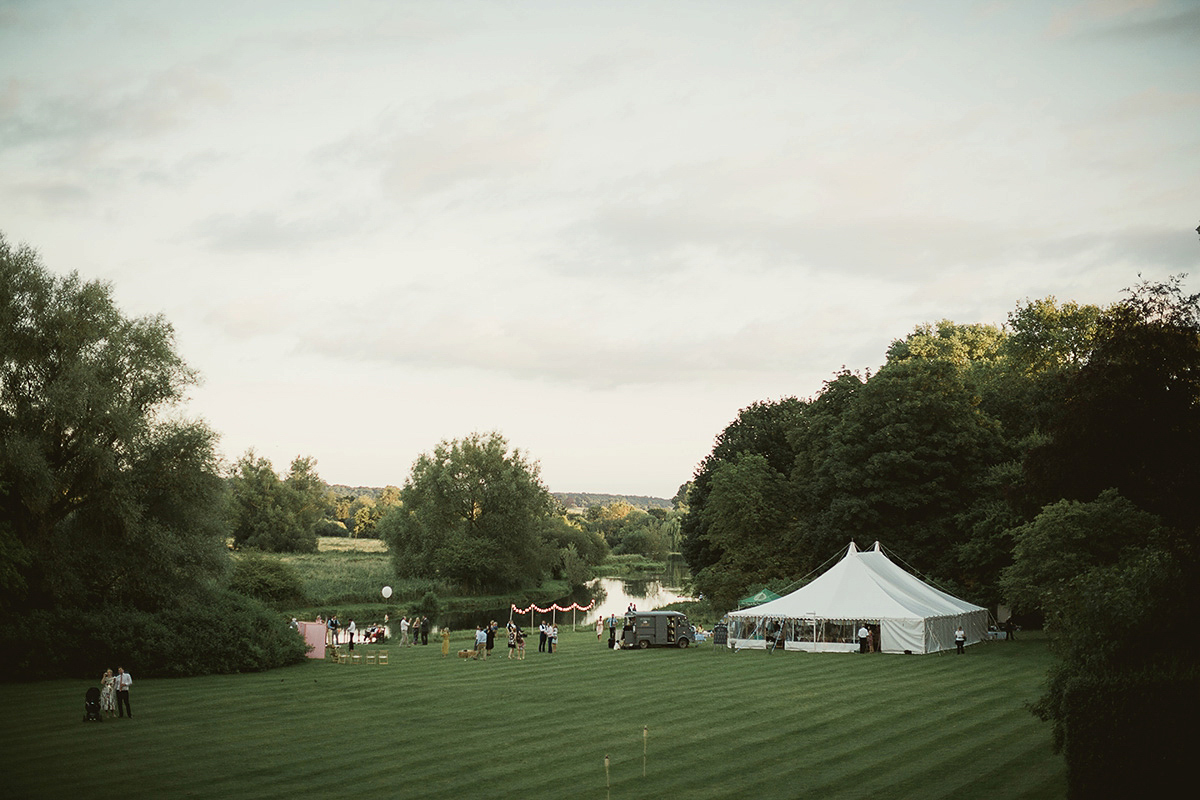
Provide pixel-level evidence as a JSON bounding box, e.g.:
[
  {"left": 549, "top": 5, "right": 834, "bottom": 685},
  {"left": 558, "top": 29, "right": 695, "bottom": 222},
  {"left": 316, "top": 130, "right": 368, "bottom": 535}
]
[{"left": 2, "top": 1, "right": 1197, "bottom": 498}]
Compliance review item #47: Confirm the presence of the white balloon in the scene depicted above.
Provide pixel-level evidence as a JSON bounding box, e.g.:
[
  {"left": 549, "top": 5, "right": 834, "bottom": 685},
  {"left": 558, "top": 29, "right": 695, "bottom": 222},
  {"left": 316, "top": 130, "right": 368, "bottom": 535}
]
[{"left": 382, "top": 586, "right": 393, "bottom": 599}]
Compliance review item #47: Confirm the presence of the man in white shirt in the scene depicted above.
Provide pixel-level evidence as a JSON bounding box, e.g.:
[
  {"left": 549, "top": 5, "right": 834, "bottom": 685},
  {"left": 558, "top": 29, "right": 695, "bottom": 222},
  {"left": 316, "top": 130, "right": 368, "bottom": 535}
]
[
  {"left": 116, "top": 667, "right": 132, "bottom": 718},
  {"left": 474, "top": 626, "right": 488, "bottom": 659},
  {"left": 858, "top": 625, "right": 869, "bottom": 654}
]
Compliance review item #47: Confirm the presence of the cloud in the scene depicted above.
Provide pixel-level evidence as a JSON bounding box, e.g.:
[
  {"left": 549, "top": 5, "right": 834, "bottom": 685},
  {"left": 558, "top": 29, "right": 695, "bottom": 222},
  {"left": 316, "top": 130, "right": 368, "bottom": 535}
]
[
  {"left": 0, "top": 65, "right": 230, "bottom": 161},
  {"left": 294, "top": 309, "right": 845, "bottom": 389},
  {"left": 1089, "top": 5, "right": 1200, "bottom": 41},
  {"left": 189, "top": 209, "right": 365, "bottom": 253}
]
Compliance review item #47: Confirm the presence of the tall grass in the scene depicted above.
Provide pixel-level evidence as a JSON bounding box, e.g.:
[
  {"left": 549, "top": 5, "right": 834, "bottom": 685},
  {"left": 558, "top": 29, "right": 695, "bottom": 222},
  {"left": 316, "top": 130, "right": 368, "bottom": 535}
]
[
  {"left": 3, "top": 630, "right": 1064, "bottom": 799},
  {"left": 263, "top": 537, "right": 432, "bottom": 607}
]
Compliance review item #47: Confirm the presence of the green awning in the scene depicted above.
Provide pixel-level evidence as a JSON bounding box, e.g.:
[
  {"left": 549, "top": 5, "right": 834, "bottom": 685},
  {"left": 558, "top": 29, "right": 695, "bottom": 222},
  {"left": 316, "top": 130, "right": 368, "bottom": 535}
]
[{"left": 738, "top": 588, "right": 781, "bottom": 608}]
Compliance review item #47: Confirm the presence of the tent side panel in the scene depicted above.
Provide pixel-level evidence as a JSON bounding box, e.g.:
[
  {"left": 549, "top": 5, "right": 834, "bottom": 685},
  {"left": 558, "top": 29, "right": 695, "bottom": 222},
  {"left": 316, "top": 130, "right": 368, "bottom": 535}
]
[
  {"left": 925, "top": 610, "right": 990, "bottom": 653},
  {"left": 880, "top": 618, "right": 925, "bottom": 654}
]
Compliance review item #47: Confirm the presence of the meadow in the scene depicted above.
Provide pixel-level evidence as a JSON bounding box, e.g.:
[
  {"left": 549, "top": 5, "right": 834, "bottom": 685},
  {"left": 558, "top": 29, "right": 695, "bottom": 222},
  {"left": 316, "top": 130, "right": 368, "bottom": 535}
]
[{"left": 6, "top": 628, "right": 1065, "bottom": 799}]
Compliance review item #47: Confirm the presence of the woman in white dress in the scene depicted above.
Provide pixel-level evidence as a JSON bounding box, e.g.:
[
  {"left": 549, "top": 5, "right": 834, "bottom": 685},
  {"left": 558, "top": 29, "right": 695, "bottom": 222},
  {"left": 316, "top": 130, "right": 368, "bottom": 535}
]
[{"left": 100, "top": 669, "right": 117, "bottom": 717}]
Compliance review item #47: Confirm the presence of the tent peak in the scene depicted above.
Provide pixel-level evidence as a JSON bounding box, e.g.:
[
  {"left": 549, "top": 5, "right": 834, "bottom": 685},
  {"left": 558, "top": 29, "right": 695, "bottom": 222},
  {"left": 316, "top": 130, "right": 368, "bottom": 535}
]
[{"left": 846, "top": 541, "right": 858, "bottom": 556}]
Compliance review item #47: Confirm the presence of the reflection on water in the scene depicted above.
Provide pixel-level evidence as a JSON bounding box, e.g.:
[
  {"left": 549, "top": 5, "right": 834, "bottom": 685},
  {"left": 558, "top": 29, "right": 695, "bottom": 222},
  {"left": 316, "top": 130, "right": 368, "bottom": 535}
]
[
  {"left": 582, "top": 576, "right": 693, "bottom": 625},
  {"left": 585, "top": 554, "right": 693, "bottom": 624}
]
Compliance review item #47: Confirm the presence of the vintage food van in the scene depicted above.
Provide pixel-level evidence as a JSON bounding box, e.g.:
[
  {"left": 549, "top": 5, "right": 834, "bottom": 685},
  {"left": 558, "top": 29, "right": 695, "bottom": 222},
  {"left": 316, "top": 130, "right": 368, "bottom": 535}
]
[{"left": 620, "top": 610, "right": 697, "bottom": 649}]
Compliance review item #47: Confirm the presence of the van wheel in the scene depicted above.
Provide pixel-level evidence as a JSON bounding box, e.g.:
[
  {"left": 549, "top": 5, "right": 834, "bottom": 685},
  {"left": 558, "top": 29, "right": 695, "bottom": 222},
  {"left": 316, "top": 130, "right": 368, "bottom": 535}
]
[
  {"left": 677, "top": 638, "right": 690, "bottom": 648},
  {"left": 638, "top": 640, "right": 649, "bottom": 650}
]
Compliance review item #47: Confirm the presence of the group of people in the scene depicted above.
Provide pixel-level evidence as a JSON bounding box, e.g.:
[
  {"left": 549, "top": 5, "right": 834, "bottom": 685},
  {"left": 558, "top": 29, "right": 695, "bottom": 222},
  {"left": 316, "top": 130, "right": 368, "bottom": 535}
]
[
  {"left": 470, "top": 620, "right": 529, "bottom": 660},
  {"left": 398, "top": 615, "right": 431, "bottom": 646},
  {"left": 312, "top": 613, "right": 389, "bottom": 650},
  {"left": 599, "top": 613, "right": 625, "bottom": 649},
  {"left": 537, "top": 621, "right": 559, "bottom": 653},
  {"left": 98, "top": 667, "right": 133, "bottom": 718},
  {"left": 856, "top": 624, "right": 878, "bottom": 654}
]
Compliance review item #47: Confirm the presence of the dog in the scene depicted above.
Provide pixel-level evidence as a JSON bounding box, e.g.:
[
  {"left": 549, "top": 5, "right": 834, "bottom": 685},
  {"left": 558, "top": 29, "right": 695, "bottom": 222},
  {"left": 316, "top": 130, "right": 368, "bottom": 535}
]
[{"left": 457, "top": 648, "right": 479, "bottom": 660}]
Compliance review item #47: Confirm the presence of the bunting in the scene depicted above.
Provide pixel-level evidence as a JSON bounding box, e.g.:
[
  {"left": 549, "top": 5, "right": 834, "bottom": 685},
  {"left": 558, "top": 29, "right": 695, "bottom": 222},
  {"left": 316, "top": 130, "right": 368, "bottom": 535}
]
[{"left": 511, "top": 600, "right": 596, "bottom": 614}]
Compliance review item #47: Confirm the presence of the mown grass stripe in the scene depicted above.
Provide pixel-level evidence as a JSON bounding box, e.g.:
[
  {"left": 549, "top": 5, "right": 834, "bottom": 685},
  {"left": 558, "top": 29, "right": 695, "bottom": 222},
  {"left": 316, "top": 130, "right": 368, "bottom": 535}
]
[{"left": 5, "top": 631, "right": 1063, "bottom": 799}]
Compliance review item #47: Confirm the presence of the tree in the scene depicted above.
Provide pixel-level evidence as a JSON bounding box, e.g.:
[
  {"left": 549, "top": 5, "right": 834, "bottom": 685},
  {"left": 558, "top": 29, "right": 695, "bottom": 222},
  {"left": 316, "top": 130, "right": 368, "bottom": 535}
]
[
  {"left": 378, "top": 432, "right": 557, "bottom": 593},
  {"left": 1, "top": 234, "right": 225, "bottom": 609},
  {"left": 1002, "top": 491, "right": 1197, "bottom": 798},
  {"left": 1023, "top": 276, "right": 1200, "bottom": 532},
  {"left": 227, "top": 451, "right": 320, "bottom": 553},
  {"left": 680, "top": 397, "right": 805, "bottom": 585},
  {"left": 1000, "top": 489, "right": 1168, "bottom": 616},
  {"left": 1001, "top": 275, "right": 1200, "bottom": 798},
  {"left": 806, "top": 358, "right": 1007, "bottom": 579},
  {"left": 0, "top": 234, "right": 305, "bottom": 676},
  {"left": 691, "top": 452, "right": 799, "bottom": 609}
]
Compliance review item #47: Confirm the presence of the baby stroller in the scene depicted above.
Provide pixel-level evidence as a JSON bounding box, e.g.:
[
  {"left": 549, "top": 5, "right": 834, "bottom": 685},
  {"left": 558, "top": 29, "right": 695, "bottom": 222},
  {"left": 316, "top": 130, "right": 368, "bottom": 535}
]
[{"left": 84, "top": 687, "right": 102, "bottom": 722}]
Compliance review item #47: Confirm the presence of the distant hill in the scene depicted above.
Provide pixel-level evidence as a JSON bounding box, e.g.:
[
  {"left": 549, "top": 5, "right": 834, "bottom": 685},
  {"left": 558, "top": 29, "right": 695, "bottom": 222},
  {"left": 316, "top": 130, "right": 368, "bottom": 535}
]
[
  {"left": 328, "top": 485, "right": 671, "bottom": 512},
  {"left": 553, "top": 492, "right": 672, "bottom": 511},
  {"left": 327, "top": 484, "right": 392, "bottom": 499}
]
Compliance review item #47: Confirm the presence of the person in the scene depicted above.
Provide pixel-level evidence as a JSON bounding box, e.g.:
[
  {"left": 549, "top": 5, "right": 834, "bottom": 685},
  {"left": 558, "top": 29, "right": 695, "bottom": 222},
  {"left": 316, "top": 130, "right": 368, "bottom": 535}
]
[
  {"left": 115, "top": 666, "right": 132, "bottom": 718},
  {"left": 549, "top": 624, "right": 559, "bottom": 653},
  {"left": 441, "top": 626, "right": 451, "bottom": 657},
  {"left": 474, "top": 625, "right": 487, "bottom": 660},
  {"left": 867, "top": 627, "right": 875, "bottom": 654},
  {"left": 516, "top": 629, "right": 526, "bottom": 660},
  {"left": 100, "top": 669, "right": 116, "bottom": 718},
  {"left": 507, "top": 623, "right": 517, "bottom": 659},
  {"left": 400, "top": 616, "right": 410, "bottom": 646},
  {"left": 858, "top": 624, "right": 869, "bottom": 654},
  {"left": 538, "top": 621, "right": 548, "bottom": 653},
  {"left": 421, "top": 616, "right": 430, "bottom": 646},
  {"left": 326, "top": 615, "right": 336, "bottom": 646},
  {"left": 955, "top": 626, "right": 966, "bottom": 654},
  {"left": 596, "top": 616, "right": 604, "bottom": 641},
  {"left": 486, "top": 621, "right": 497, "bottom": 658},
  {"left": 1003, "top": 618, "right": 1017, "bottom": 641},
  {"left": 608, "top": 614, "right": 617, "bottom": 649},
  {"left": 347, "top": 619, "right": 356, "bottom": 650}
]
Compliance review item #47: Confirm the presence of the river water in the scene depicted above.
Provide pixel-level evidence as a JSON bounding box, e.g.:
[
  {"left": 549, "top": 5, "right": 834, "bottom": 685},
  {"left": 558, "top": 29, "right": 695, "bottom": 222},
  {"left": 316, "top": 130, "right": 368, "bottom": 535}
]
[{"left": 438, "top": 557, "right": 693, "bottom": 632}]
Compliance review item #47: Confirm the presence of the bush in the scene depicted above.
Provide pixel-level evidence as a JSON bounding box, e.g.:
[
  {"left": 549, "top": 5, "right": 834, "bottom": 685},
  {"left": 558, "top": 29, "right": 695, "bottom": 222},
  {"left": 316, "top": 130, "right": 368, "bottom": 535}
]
[
  {"left": 230, "top": 552, "right": 306, "bottom": 606},
  {"left": 314, "top": 518, "right": 348, "bottom": 537},
  {"left": 0, "top": 587, "right": 308, "bottom": 680},
  {"left": 413, "top": 591, "right": 440, "bottom": 616}
]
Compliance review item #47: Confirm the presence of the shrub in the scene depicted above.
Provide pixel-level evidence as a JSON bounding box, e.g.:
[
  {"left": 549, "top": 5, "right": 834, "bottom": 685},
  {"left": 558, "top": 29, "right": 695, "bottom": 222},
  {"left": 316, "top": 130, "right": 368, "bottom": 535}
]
[
  {"left": 0, "top": 587, "right": 308, "bottom": 680},
  {"left": 413, "top": 591, "right": 440, "bottom": 616},
  {"left": 230, "top": 552, "right": 307, "bottom": 606}
]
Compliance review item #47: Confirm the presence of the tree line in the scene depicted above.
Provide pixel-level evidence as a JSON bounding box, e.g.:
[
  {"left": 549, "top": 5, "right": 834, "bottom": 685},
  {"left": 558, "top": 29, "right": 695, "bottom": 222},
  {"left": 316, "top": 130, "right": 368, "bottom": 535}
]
[{"left": 680, "top": 275, "right": 1199, "bottom": 798}]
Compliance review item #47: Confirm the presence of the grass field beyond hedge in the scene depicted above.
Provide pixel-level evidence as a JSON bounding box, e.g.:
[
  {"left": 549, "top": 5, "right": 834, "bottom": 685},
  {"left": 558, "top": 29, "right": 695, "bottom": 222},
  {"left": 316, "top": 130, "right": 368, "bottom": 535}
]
[{"left": 6, "top": 629, "right": 1065, "bottom": 800}]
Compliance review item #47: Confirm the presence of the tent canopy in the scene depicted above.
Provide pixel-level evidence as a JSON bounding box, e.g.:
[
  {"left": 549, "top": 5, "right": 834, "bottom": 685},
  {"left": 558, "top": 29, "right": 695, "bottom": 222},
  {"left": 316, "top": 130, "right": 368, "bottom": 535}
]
[{"left": 726, "top": 542, "right": 988, "bottom": 654}]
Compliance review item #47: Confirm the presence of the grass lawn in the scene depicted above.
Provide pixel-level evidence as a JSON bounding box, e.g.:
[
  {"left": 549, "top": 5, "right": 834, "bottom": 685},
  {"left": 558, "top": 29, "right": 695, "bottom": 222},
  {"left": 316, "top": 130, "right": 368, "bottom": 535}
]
[{"left": 3, "top": 629, "right": 1065, "bottom": 800}]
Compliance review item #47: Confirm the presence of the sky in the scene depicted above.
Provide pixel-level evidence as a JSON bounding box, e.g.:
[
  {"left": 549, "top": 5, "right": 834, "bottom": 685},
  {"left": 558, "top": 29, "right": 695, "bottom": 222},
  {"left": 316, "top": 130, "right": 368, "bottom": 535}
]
[{"left": 2, "top": 1, "right": 1198, "bottom": 498}]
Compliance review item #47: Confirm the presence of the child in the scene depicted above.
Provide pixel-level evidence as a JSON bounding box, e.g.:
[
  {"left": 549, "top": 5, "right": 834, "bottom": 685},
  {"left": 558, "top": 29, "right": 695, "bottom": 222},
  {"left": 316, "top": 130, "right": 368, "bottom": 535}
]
[{"left": 516, "top": 629, "right": 526, "bottom": 660}]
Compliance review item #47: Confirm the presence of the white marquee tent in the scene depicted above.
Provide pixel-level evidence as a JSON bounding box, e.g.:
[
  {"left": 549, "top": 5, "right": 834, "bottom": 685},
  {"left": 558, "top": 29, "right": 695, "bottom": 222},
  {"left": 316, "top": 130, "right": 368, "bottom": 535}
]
[{"left": 725, "top": 542, "right": 989, "bottom": 654}]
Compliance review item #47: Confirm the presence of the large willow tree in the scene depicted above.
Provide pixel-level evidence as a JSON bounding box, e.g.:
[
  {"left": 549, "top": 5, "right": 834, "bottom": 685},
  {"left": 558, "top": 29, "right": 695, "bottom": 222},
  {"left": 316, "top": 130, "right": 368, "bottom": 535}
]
[{"left": 1, "top": 234, "right": 304, "bottom": 676}]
